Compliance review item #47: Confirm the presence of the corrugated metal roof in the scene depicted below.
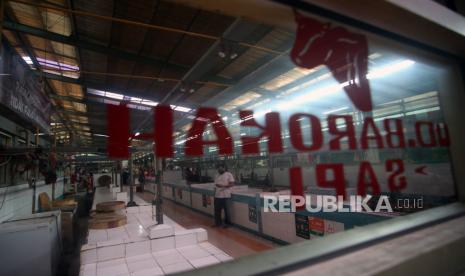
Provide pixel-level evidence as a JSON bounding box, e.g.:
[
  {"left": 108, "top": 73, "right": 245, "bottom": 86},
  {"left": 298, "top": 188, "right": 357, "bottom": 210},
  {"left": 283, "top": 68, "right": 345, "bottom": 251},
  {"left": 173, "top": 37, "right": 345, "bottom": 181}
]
[{"left": 2, "top": 0, "right": 293, "bottom": 146}]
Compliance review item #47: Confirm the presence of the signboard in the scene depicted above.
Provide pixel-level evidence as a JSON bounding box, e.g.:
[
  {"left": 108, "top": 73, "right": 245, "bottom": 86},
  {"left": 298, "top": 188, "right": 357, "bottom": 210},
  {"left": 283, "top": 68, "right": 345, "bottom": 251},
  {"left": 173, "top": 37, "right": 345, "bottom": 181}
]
[
  {"left": 309, "top": 216, "right": 325, "bottom": 236},
  {"left": 202, "top": 194, "right": 212, "bottom": 207},
  {"left": 306, "top": 217, "right": 344, "bottom": 237},
  {"left": 295, "top": 213, "right": 310, "bottom": 239},
  {"left": 0, "top": 43, "right": 51, "bottom": 132},
  {"left": 248, "top": 204, "right": 257, "bottom": 223},
  {"left": 324, "top": 219, "right": 345, "bottom": 235}
]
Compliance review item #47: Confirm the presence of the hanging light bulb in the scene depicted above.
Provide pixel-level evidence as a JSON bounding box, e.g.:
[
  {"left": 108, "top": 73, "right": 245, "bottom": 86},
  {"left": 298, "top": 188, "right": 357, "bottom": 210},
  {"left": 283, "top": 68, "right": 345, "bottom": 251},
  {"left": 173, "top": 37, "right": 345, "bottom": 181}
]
[
  {"left": 218, "top": 51, "right": 226, "bottom": 58},
  {"left": 218, "top": 38, "right": 227, "bottom": 58}
]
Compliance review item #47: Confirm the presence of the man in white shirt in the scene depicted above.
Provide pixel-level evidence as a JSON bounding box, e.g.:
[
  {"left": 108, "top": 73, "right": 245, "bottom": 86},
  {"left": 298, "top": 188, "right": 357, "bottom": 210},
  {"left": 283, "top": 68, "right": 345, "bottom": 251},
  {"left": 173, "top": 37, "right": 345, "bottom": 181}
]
[{"left": 213, "top": 164, "right": 234, "bottom": 228}]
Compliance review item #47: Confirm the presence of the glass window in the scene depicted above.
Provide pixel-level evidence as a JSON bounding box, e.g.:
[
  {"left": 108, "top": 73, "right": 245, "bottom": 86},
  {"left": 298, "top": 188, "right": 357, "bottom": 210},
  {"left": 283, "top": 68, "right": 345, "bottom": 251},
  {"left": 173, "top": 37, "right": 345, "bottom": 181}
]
[{"left": 172, "top": 8, "right": 463, "bottom": 241}]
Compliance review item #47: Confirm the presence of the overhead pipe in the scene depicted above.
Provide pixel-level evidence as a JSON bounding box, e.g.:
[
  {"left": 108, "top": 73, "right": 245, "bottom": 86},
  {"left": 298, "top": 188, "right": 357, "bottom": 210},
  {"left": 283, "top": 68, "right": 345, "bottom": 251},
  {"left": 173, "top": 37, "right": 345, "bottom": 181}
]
[{"left": 7, "top": 0, "right": 282, "bottom": 55}]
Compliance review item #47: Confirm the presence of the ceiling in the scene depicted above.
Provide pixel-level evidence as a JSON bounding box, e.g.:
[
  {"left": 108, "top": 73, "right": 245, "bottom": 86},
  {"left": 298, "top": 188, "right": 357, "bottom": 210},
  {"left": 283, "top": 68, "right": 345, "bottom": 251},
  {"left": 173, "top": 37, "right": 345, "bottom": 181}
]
[
  {"left": 1, "top": 0, "right": 295, "bottom": 147},
  {"left": 1, "top": 0, "right": 442, "bottom": 154}
]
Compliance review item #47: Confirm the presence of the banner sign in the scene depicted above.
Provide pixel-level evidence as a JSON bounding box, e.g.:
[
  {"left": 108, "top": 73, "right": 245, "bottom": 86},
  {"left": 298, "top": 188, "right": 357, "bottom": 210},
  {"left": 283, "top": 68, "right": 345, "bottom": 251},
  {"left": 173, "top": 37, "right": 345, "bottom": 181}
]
[
  {"left": 0, "top": 43, "right": 51, "bottom": 133},
  {"left": 295, "top": 213, "right": 310, "bottom": 239},
  {"left": 248, "top": 204, "right": 257, "bottom": 223},
  {"left": 324, "top": 219, "right": 345, "bottom": 235},
  {"left": 202, "top": 194, "right": 212, "bottom": 207},
  {"left": 202, "top": 194, "right": 207, "bottom": 207},
  {"left": 309, "top": 216, "right": 325, "bottom": 236}
]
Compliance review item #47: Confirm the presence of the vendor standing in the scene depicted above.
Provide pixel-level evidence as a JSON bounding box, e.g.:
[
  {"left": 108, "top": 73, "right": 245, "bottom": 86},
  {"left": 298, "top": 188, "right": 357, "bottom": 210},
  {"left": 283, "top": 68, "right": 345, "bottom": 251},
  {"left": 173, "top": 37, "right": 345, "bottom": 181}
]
[{"left": 213, "top": 164, "right": 234, "bottom": 228}]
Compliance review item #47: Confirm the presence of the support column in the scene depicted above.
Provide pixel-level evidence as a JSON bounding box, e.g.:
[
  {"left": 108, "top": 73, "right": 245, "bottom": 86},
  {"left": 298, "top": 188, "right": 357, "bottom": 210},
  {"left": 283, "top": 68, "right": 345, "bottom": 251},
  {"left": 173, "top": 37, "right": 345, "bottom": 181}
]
[
  {"left": 32, "top": 127, "right": 39, "bottom": 213},
  {"left": 120, "top": 160, "right": 124, "bottom": 193},
  {"left": 127, "top": 153, "right": 137, "bottom": 206},
  {"left": 155, "top": 157, "right": 163, "bottom": 224}
]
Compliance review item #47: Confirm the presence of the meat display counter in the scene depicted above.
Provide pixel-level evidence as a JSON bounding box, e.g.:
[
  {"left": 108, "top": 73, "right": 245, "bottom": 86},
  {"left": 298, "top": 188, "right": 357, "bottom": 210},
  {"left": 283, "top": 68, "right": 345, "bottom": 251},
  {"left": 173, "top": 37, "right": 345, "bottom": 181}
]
[{"left": 145, "top": 180, "right": 393, "bottom": 244}]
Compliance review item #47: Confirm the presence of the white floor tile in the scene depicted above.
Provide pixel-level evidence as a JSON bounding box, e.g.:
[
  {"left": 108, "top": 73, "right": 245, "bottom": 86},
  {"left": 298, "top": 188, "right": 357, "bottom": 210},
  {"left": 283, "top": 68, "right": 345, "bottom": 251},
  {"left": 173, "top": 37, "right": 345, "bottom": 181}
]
[
  {"left": 199, "top": 243, "right": 224, "bottom": 255},
  {"left": 126, "top": 240, "right": 151, "bottom": 257},
  {"left": 214, "top": 253, "right": 234, "bottom": 262},
  {"left": 80, "top": 269, "right": 96, "bottom": 276},
  {"left": 152, "top": 249, "right": 177, "bottom": 258},
  {"left": 130, "top": 267, "right": 164, "bottom": 276},
  {"left": 97, "top": 238, "right": 124, "bottom": 248},
  {"left": 126, "top": 253, "right": 154, "bottom": 264},
  {"left": 97, "top": 244, "right": 125, "bottom": 262},
  {"left": 127, "top": 235, "right": 148, "bottom": 243},
  {"left": 174, "top": 231, "right": 197, "bottom": 247},
  {"left": 189, "top": 255, "right": 220, "bottom": 268},
  {"left": 176, "top": 245, "right": 199, "bottom": 252},
  {"left": 125, "top": 224, "right": 148, "bottom": 235},
  {"left": 127, "top": 206, "right": 139, "bottom": 214},
  {"left": 81, "top": 248, "right": 97, "bottom": 265},
  {"left": 127, "top": 258, "right": 158, "bottom": 273},
  {"left": 161, "top": 261, "right": 193, "bottom": 274},
  {"left": 96, "top": 260, "right": 128, "bottom": 276},
  {"left": 151, "top": 236, "right": 175, "bottom": 252},
  {"left": 149, "top": 224, "right": 174, "bottom": 239},
  {"left": 193, "top": 229, "right": 208, "bottom": 242},
  {"left": 81, "top": 263, "right": 97, "bottom": 272},
  {"left": 82, "top": 244, "right": 97, "bottom": 251},
  {"left": 138, "top": 205, "right": 153, "bottom": 213},
  {"left": 97, "top": 258, "right": 126, "bottom": 270},
  {"left": 177, "top": 246, "right": 211, "bottom": 260},
  {"left": 154, "top": 251, "right": 186, "bottom": 267}
]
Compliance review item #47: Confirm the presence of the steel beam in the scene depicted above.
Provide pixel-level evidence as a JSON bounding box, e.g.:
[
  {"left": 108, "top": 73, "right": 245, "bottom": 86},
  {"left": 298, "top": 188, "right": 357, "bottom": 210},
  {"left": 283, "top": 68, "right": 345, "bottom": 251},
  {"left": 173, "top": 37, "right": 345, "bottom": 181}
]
[{"left": 2, "top": 20, "right": 189, "bottom": 73}]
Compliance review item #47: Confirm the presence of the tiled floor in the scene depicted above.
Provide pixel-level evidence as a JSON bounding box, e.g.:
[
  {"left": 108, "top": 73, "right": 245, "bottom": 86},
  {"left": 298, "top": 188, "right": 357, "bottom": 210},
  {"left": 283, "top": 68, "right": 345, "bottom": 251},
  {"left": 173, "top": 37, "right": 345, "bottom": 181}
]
[
  {"left": 137, "top": 192, "right": 277, "bottom": 258},
  {"left": 81, "top": 190, "right": 236, "bottom": 276},
  {"left": 80, "top": 188, "right": 277, "bottom": 276},
  {"left": 82, "top": 243, "right": 231, "bottom": 276}
]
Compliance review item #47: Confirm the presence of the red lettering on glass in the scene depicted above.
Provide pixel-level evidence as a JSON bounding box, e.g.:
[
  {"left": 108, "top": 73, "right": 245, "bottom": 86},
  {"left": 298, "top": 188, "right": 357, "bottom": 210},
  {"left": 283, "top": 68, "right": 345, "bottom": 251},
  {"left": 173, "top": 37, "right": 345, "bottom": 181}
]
[
  {"left": 154, "top": 105, "right": 174, "bottom": 158},
  {"left": 185, "top": 108, "right": 233, "bottom": 156},
  {"left": 415, "top": 121, "right": 437, "bottom": 147},
  {"left": 291, "top": 11, "right": 372, "bottom": 112},
  {"left": 383, "top": 119, "right": 406, "bottom": 148},
  {"left": 107, "top": 103, "right": 130, "bottom": 159},
  {"left": 361, "top": 117, "right": 384, "bottom": 149},
  {"left": 289, "top": 113, "right": 323, "bottom": 151},
  {"left": 386, "top": 159, "right": 407, "bottom": 192},
  {"left": 328, "top": 115, "right": 357, "bottom": 150},
  {"left": 436, "top": 123, "right": 450, "bottom": 147},
  {"left": 289, "top": 167, "right": 305, "bottom": 210},
  {"left": 240, "top": 110, "right": 283, "bottom": 154}
]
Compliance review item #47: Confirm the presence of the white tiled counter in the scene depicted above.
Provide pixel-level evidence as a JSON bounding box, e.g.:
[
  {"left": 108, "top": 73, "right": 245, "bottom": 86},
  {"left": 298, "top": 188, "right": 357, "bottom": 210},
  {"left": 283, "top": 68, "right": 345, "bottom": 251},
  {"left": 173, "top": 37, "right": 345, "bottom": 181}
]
[
  {"left": 151, "top": 182, "right": 395, "bottom": 245},
  {"left": 81, "top": 188, "right": 233, "bottom": 276}
]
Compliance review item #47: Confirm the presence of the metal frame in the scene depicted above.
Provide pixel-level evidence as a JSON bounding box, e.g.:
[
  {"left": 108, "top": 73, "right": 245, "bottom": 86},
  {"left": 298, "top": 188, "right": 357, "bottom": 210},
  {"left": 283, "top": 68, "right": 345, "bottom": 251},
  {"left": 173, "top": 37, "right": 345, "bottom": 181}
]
[
  {"left": 178, "top": 203, "right": 465, "bottom": 276},
  {"left": 3, "top": 0, "right": 465, "bottom": 273},
  {"left": 2, "top": 20, "right": 189, "bottom": 74}
]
